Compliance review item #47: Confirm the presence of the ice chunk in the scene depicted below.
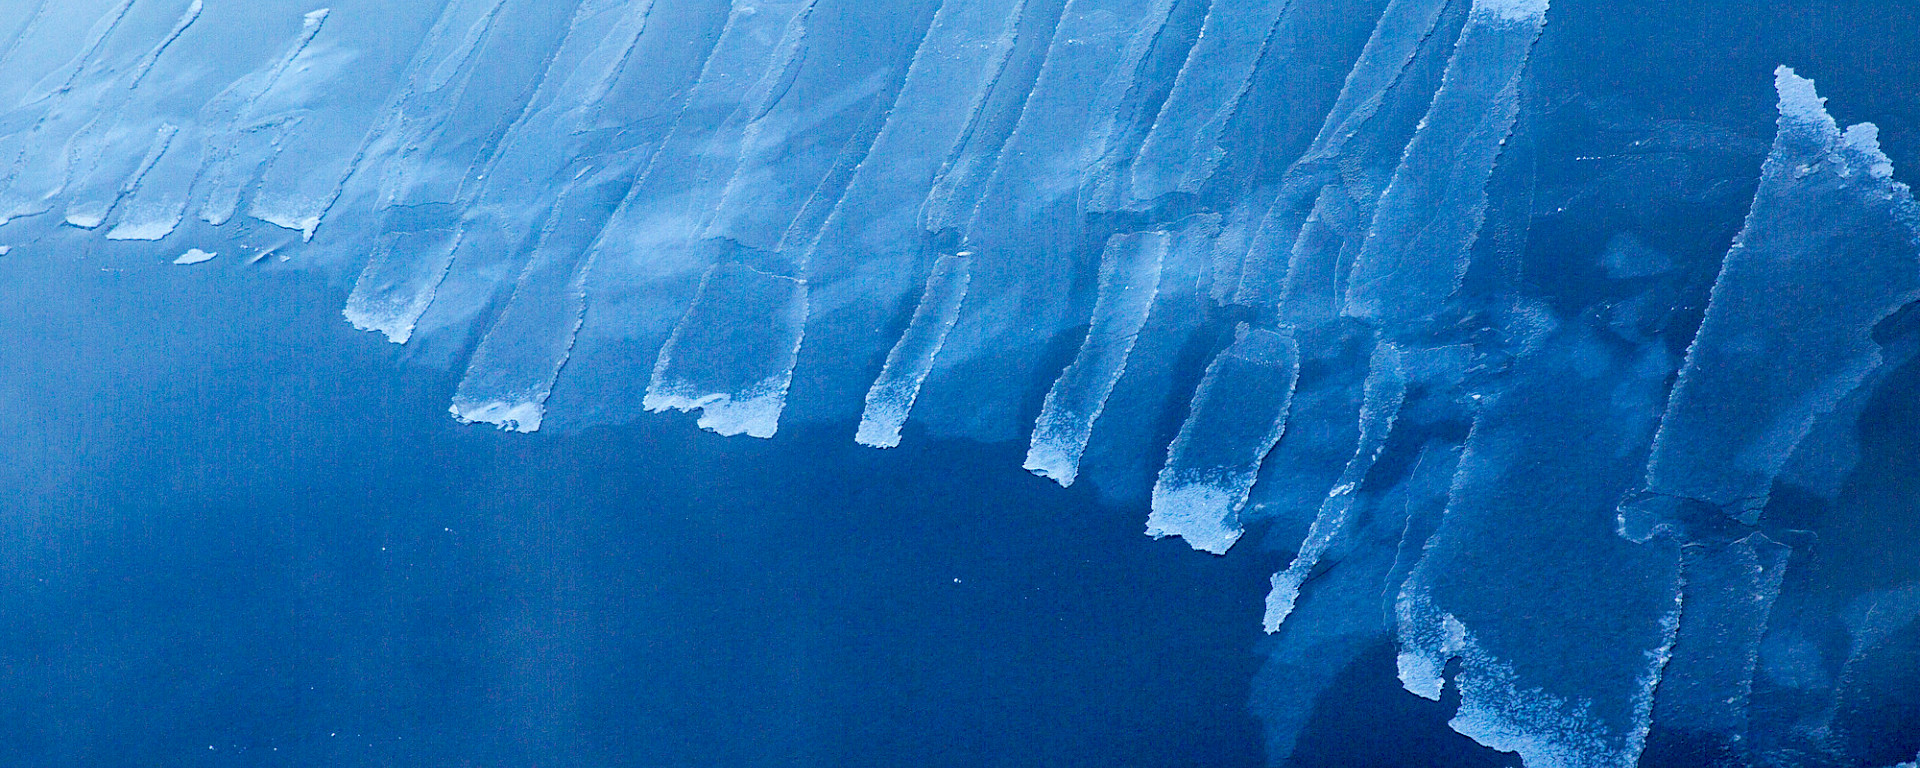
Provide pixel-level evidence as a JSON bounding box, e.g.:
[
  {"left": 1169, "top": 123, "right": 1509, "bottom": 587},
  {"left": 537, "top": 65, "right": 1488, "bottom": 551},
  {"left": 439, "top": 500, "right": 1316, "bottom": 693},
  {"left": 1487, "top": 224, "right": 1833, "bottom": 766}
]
[
  {"left": 1340, "top": 0, "right": 1546, "bottom": 331},
  {"left": 1024, "top": 231, "right": 1167, "bottom": 486},
  {"left": 644, "top": 263, "right": 808, "bottom": 439},
  {"left": 172, "top": 248, "right": 216, "bottom": 265},
  {"left": 855, "top": 255, "right": 971, "bottom": 449},
  {"left": 1635, "top": 68, "right": 1920, "bottom": 523},
  {"left": 1146, "top": 327, "right": 1300, "bottom": 555},
  {"left": 1265, "top": 341, "right": 1407, "bottom": 632}
]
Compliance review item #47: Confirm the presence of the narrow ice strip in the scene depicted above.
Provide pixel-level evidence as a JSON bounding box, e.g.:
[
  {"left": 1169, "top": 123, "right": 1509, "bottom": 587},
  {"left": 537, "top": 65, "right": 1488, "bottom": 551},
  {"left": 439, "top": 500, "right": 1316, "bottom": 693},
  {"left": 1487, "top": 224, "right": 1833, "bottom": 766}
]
[
  {"left": 354, "top": 0, "right": 566, "bottom": 212},
  {"left": 0, "top": 0, "right": 158, "bottom": 221},
  {"left": 251, "top": 0, "right": 531, "bottom": 241},
  {"left": 644, "top": 263, "right": 809, "bottom": 439},
  {"left": 1264, "top": 341, "right": 1407, "bottom": 632},
  {"left": 13, "top": 0, "right": 135, "bottom": 106},
  {"left": 1128, "top": 0, "right": 1293, "bottom": 202},
  {"left": 918, "top": 0, "right": 1064, "bottom": 234},
  {"left": 1637, "top": 68, "right": 1920, "bottom": 522},
  {"left": 1024, "top": 231, "right": 1168, "bottom": 486},
  {"left": 1146, "top": 327, "right": 1301, "bottom": 555},
  {"left": 7, "top": 0, "right": 198, "bottom": 223},
  {"left": 450, "top": 168, "right": 632, "bottom": 432},
  {"left": 1298, "top": 0, "right": 1456, "bottom": 167},
  {"left": 541, "top": 0, "right": 824, "bottom": 426},
  {"left": 914, "top": 0, "right": 1183, "bottom": 441},
  {"left": 856, "top": 255, "right": 972, "bottom": 448},
  {"left": 127, "top": 0, "right": 202, "bottom": 90},
  {"left": 1340, "top": 0, "right": 1544, "bottom": 330}
]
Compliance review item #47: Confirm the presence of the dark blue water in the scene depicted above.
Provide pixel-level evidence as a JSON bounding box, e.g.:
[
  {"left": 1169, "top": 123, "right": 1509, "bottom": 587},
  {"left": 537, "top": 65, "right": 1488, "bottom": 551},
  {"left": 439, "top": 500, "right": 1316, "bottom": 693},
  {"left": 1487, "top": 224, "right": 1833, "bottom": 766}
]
[{"left": 0, "top": 251, "right": 1493, "bottom": 766}]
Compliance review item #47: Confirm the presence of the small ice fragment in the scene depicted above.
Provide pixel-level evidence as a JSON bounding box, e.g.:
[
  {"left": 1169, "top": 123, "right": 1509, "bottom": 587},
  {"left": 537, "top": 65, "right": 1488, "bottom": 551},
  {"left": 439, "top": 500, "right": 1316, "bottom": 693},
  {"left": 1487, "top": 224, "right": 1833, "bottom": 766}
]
[{"left": 172, "top": 249, "right": 216, "bottom": 265}]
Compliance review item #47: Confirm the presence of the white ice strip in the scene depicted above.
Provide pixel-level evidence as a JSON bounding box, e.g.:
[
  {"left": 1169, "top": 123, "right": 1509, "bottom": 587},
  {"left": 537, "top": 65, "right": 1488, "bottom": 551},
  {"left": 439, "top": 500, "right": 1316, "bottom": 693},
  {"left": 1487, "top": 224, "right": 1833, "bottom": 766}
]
[
  {"left": 343, "top": 228, "right": 460, "bottom": 343},
  {"left": 127, "top": 0, "right": 202, "bottom": 90},
  {"left": 1341, "top": 0, "right": 1544, "bottom": 330},
  {"left": 251, "top": 0, "right": 521, "bottom": 241},
  {"left": 63, "top": 122, "right": 178, "bottom": 232},
  {"left": 172, "top": 248, "right": 215, "bottom": 265},
  {"left": 103, "top": 6, "right": 332, "bottom": 241},
  {"left": 703, "top": 61, "right": 895, "bottom": 252},
  {"left": 1650, "top": 534, "right": 1790, "bottom": 740},
  {"left": 194, "top": 8, "right": 333, "bottom": 228},
  {"left": 644, "top": 263, "right": 808, "bottom": 439},
  {"left": 449, "top": 168, "right": 632, "bottom": 432},
  {"left": 1128, "top": 0, "right": 1293, "bottom": 202},
  {"left": 1024, "top": 231, "right": 1168, "bottom": 486},
  {"left": 958, "top": 0, "right": 1177, "bottom": 244},
  {"left": 721, "top": 0, "right": 1029, "bottom": 263},
  {"left": 1264, "top": 341, "right": 1407, "bottom": 632},
  {"left": 348, "top": 0, "right": 572, "bottom": 214},
  {"left": 20, "top": 0, "right": 200, "bottom": 225},
  {"left": 855, "top": 254, "right": 971, "bottom": 448},
  {"left": 1638, "top": 68, "right": 1920, "bottom": 522},
  {"left": 1206, "top": 197, "right": 1265, "bottom": 304},
  {"left": 1298, "top": 0, "right": 1457, "bottom": 169},
  {"left": 0, "top": 0, "right": 115, "bottom": 107},
  {"left": 1146, "top": 327, "right": 1300, "bottom": 555}
]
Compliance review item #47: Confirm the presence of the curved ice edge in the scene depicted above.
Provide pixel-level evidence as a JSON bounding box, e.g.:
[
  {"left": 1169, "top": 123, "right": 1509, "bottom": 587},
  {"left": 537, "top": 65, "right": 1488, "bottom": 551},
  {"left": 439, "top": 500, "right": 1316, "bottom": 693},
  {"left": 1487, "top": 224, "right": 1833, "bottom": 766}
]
[{"left": 450, "top": 399, "right": 544, "bottom": 433}]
